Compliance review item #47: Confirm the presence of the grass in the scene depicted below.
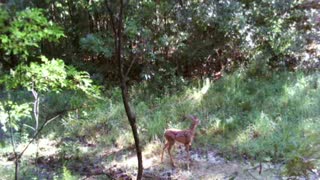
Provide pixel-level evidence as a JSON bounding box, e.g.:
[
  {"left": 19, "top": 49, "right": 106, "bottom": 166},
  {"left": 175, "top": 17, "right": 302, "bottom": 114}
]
[
  {"left": 1, "top": 69, "right": 319, "bottom": 178},
  {"left": 130, "top": 69, "right": 320, "bottom": 175},
  {"left": 111, "top": 70, "right": 319, "bottom": 174}
]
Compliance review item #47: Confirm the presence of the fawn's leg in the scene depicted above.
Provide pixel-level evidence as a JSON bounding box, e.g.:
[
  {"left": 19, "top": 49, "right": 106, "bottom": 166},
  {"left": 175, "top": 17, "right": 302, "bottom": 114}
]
[
  {"left": 161, "top": 142, "right": 169, "bottom": 162},
  {"left": 185, "top": 144, "right": 191, "bottom": 169},
  {"left": 185, "top": 144, "right": 190, "bottom": 162},
  {"left": 168, "top": 142, "right": 175, "bottom": 167}
]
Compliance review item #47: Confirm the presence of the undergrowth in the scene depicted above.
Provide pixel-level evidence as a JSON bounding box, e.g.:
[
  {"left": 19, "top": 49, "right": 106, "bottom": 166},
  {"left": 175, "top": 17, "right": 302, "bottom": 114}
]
[
  {"left": 78, "top": 69, "right": 319, "bottom": 177},
  {"left": 2, "top": 69, "right": 319, "bottom": 178},
  {"left": 61, "top": 68, "right": 320, "bottom": 176}
]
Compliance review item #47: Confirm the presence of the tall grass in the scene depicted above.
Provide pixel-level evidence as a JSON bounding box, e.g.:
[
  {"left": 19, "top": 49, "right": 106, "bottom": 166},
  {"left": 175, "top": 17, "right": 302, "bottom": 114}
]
[
  {"left": 134, "top": 70, "right": 319, "bottom": 175},
  {"left": 2, "top": 69, "right": 318, "bottom": 177},
  {"left": 59, "top": 69, "right": 319, "bottom": 176}
]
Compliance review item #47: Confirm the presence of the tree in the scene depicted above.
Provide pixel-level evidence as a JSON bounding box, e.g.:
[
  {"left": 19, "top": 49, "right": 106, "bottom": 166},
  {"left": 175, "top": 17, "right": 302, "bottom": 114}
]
[
  {"left": 0, "top": 8, "right": 64, "bottom": 69},
  {"left": 106, "top": 0, "right": 143, "bottom": 179},
  {"left": 0, "top": 7, "right": 99, "bottom": 180}
]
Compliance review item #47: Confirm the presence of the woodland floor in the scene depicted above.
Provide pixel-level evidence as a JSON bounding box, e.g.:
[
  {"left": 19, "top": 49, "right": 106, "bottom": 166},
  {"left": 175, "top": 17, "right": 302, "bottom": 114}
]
[{"left": 0, "top": 139, "right": 319, "bottom": 180}]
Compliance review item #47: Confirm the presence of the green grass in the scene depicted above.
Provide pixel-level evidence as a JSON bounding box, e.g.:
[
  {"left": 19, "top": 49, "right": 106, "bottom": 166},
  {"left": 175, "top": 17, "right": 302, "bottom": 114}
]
[
  {"left": 1, "top": 69, "right": 319, "bottom": 178},
  {"left": 92, "top": 70, "right": 320, "bottom": 165},
  {"left": 40, "top": 69, "right": 320, "bottom": 176},
  {"left": 130, "top": 69, "right": 319, "bottom": 175}
]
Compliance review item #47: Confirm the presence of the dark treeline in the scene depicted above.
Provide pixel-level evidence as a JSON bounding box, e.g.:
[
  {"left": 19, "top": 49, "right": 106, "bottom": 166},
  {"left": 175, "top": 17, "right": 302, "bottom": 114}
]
[{"left": 1, "top": 0, "right": 319, "bottom": 89}]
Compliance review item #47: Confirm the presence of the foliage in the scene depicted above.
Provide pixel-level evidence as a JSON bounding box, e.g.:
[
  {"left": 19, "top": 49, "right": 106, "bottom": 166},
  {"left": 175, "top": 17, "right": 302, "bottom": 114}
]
[
  {"left": 0, "top": 6, "right": 9, "bottom": 29},
  {"left": 0, "top": 8, "right": 64, "bottom": 60},
  {"left": 0, "top": 4, "right": 101, "bottom": 180},
  {"left": 0, "top": 60, "right": 100, "bottom": 148},
  {"left": 0, "top": 54, "right": 100, "bottom": 136},
  {"left": 61, "top": 166, "right": 79, "bottom": 180},
  {"left": 80, "top": 33, "right": 114, "bottom": 58},
  {"left": 0, "top": 100, "right": 31, "bottom": 141}
]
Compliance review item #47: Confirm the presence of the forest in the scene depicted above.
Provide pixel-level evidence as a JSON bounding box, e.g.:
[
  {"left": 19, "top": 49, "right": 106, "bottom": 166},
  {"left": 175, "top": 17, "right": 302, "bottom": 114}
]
[{"left": 0, "top": 0, "right": 319, "bottom": 179}]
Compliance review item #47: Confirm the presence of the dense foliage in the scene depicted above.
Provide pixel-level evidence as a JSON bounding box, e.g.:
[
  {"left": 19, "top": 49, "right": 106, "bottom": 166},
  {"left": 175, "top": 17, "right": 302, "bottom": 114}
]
[{"left": 0, "top": 0, "right": 319, "bottom": 179}]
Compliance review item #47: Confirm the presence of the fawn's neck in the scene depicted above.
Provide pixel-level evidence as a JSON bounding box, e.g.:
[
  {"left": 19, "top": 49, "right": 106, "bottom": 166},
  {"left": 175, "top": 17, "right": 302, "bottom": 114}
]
[{"left": 189, "top": 123, "right": 198, "bottom": 133}]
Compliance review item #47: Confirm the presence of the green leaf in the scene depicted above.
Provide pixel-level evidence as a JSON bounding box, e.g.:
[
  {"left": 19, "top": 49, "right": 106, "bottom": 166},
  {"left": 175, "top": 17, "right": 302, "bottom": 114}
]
[{"left": 0, "top": 8, "right": 64, "bottom": 59}]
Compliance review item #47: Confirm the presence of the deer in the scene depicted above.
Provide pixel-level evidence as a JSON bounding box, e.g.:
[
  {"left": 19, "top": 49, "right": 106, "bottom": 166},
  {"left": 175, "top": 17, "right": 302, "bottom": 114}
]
[{"left": 160, "top": 115, "right": 200, "bottom": 167}]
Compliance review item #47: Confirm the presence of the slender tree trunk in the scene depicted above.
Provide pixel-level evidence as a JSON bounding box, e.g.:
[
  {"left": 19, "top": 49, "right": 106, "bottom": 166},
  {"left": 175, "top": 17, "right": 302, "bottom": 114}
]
[
  {"left": 9, "top": 114, "right": 19, "bottom": 180},
  {"left": 14, "top": 158, "right": 18, "bottom": 180},
  {"left": 119, "top": 79, "right": 143, "bottom": 180},
  {"left": 109, "top": 0, "right": 143, "bottom": 179}
]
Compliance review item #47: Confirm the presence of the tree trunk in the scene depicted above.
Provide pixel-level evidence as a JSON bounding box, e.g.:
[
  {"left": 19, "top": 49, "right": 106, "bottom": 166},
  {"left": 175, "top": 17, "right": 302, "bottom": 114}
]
[
  {"left": 14, "top": 158, "right": 18, "bottom": 180},
  {"left": 7, "top": 103, "right": 19, "bottom": 180},
  {"left": 111, "top": 0, "right": 143, "bottom": 179},
  {"left": 119, "top": 81, "right": 143, "bottom": 180}
]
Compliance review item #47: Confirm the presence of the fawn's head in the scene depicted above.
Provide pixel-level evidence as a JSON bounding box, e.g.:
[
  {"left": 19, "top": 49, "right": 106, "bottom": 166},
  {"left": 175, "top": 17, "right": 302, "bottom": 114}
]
[{"left": 184, "top": 115, "right": 200, "bottom": 126}]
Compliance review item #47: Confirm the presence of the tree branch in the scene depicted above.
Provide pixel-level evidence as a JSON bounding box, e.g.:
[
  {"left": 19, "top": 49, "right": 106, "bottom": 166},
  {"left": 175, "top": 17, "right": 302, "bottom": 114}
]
[
  {"left": 23, "top": 124, "right": 35, "bottom": 131},
  {"left": 125, "top": 56, "right": 137, "bottom": 78},
  {"left": 7, "top": 109, "right": 17, "bottom": 157},
  {"left": 17, "top": 106, "right": 86, "bottom": 159},
  {"left": 105, "top": 0, "right": 117, "bottom": 35},
  {"left": 17, "top": 114, "right": 60, "bottom": 159}
]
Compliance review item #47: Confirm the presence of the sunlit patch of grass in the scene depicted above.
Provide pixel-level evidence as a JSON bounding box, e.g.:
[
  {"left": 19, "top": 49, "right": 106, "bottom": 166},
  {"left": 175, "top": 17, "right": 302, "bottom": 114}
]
[
  {"left": 141, "top": 140, "right": 165, "bottom": 168},
  {"left": 177, "top": 170, "right": 194, "bottom": 179},
  {"left": 61, "top": 165, "right": 79, "bottom": 180},
  {"left": 0, "top": 166, "right": 14, "bottom": 180},
  {"left": 0, "top": 138, "right": 58, "bottom": 162},
  {"left": 206, "top": 118, "right": 225, "bottom": 135},
  {"left": 0, "top": 146, "right": 14, "bottom": 180},
  {"left": 115, "top": 130, "right": 134, "bottom": 149},
  {"left": 233, "top": 112, "right": 278, "bottom": 155},
  {"left": 189, "top": 78, "right": 211, "bottom": 102},
  {"left": 143, "top": 111, "right": 167, "bottom": 141},
  {"left": 143, "top": 140, "right": 162, "bottom": 159},
  {"left": 192, "top": 70, "right": 320, "bottom": 172},
  {"left": 108, "top": 141, "right": 163, "bottom": 170}
]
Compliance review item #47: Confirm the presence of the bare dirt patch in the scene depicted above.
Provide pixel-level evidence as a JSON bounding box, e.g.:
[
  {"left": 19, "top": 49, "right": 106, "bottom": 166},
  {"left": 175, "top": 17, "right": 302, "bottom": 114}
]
[
  {"left": 108, "top": 144, "right": 319, "bottom": 180},
  {"left": 1, "top": 140, "right": 319, "bottom": 180}
]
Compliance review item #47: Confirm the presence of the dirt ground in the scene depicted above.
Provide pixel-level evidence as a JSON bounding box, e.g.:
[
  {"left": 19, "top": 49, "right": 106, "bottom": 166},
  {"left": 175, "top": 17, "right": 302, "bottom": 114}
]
[
  {"left": 107, "top": 144, "right": 319, "bottom": 180},
  {"left": 1, "top": 140, "right": 319, "bottom": 180}
]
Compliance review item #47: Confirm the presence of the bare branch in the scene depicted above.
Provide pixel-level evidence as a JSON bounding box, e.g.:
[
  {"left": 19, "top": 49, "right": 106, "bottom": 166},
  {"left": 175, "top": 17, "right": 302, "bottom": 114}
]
[
  {"left": 105, "top": 0, "right": 117, "bottom": 35},
  {"left": 18, "top": 114, "right": 60, "bottom": 159},
  {"left": 23, "top": 124, "right": 35, "bottom": 131},
  {"left": 125, "top": 57, "right": 136, "bottom": 78}
]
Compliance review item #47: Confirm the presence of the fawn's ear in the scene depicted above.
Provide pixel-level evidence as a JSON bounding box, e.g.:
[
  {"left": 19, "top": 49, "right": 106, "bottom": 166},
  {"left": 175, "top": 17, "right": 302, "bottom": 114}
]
[{"left": 193, "top": 116, "right": 200, "bottom": 124}]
